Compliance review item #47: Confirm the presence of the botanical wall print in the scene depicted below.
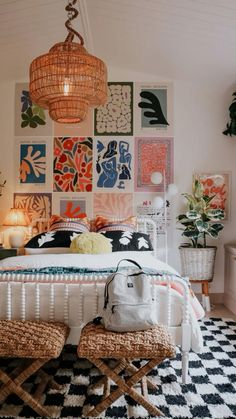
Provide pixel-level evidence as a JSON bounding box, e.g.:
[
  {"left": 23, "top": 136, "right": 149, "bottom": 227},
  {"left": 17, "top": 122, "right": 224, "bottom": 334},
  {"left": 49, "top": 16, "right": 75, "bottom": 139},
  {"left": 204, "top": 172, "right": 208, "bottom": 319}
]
[
  {"left": 53, "top": 137, "right": 93, "bottom": 193},
  {"left": 134, "top": 137, "right": 174, "bottom": 192},
  {"left": 134, "top": 82, "right": 173, "bottom": 136},
  {"left": 15, "top": 137, "right": 52, "bottom": 191},
  {"left": 193, "top": 172, "right": 231, "bottom": 220},
  {"left": 15, "top": 83, "right": 52, "bottom": 136},
  {"left": 93, "top": 193, "right": 133, "bottom": 218},
  {"left": 52, "top": 193, "right": 93, "bottom": 218},
  {"left": 20, "top": 143, "right": 46, "bottom": 184},
  {"left": 54, "top": 108, "right": 93, "bottom": 137},
  {"left": 94, "top": 82, "right": 133, "bottom": 136},
  {"left": 14, "top": 193, "right": 52, "bottom": 221},
  {"left": 94, "top": 137, "right": 133, "bottom": 192}
]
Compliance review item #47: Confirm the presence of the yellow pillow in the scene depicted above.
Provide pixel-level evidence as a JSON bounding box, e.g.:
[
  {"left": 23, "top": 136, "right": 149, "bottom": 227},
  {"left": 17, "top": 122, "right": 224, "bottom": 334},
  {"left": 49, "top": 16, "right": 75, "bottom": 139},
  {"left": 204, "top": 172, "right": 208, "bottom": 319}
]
[{"left": 70, "top": 232, "right": 112, "bottom": 254}]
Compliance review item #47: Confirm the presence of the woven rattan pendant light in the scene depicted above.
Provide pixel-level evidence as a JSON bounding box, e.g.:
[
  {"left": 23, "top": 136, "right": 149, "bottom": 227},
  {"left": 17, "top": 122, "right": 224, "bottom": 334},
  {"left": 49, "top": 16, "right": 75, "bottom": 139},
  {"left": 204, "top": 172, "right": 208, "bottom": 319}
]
[{"left": 29, "top": 0, "right": 108, "bottom": 124}]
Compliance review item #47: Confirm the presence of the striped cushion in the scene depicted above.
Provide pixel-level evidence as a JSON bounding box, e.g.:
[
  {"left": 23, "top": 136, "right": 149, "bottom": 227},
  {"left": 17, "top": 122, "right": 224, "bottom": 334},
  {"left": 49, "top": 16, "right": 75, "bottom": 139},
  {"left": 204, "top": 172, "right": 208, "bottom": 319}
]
[
  {"left": 49, "top": 215, "right": 90, "bottom": 233},
  {"left": 94, "top": 215, "right": 137, "bottom": 233}
]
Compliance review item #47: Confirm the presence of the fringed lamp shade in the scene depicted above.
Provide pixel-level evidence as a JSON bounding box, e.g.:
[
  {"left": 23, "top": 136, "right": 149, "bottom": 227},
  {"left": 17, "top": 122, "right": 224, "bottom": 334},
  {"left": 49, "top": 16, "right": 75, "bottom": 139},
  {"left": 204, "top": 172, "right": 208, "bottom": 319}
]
[{"left": 29, "top": 0, "right": 108, "bottom": 124}]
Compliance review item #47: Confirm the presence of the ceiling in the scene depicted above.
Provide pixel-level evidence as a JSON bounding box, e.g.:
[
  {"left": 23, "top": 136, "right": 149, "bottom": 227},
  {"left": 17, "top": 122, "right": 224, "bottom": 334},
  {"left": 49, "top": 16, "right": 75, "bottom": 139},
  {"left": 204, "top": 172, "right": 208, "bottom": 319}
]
[{"left": 0, "top": 0, "right": 236, "bottom": 86}]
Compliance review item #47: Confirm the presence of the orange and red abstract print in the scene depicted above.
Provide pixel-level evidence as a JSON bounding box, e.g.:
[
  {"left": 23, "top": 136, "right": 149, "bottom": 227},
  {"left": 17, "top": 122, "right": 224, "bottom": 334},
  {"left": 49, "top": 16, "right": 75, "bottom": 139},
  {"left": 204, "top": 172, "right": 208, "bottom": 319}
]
[
  {"left": 53, "top": 137, "right": 93, "bottom": 193},
  {"left": 194, "top": 172, "right": 230, "bottom": 220},
  {"left": 134, "top": 137, "right": 174, "bottom": 192},
  {"left": 14, "top": 192, "right": 52, "bottom": 221},
  {"left": 60, "top": 200, "right": 87, "bottom": 219}
]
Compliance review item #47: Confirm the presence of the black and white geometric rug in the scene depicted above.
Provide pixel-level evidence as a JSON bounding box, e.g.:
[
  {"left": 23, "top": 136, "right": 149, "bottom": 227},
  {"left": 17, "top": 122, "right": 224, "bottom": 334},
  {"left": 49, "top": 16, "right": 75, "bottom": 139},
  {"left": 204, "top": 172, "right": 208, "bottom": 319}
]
[{"left": 0, "top": 318, "right": 236, "bottom": 419}]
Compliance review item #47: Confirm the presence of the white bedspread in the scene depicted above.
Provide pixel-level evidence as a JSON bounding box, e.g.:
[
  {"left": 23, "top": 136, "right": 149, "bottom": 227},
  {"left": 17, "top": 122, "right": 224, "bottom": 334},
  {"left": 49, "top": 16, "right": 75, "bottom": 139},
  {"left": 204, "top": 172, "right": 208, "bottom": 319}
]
[{"left": 0, "top": 251, "right": 177, "bottom": 272}]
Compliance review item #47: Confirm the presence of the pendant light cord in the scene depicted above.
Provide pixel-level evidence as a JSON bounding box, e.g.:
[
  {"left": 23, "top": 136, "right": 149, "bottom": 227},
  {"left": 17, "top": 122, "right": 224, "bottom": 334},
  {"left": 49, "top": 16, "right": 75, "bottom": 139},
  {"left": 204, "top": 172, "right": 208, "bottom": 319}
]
[{"left": 65, "top": 0, "right": 84, "bottom": 45}]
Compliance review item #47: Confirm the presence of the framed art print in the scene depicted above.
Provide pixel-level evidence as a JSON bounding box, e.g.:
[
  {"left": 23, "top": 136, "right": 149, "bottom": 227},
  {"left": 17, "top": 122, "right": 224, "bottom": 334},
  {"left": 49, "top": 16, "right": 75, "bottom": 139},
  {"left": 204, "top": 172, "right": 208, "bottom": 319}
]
[
  {"left": 134, "top": 82, "right": 173, "bottom": 136},
  {"left": 52, "top": 193, "right": 93, "bottom": 218},
  {"left": 93, "top": 137, "right": 134, "bottom": 192},
  {"left": 93, "top": 193, "right": 133, "bottom": 218},
  {"left": 15, "top": 83, "right": 52, "bottom": 136},
  {"left": 134, "top": 137, "right": 174, "bottom": 192},
  {"left": 53, "top": 137, "right": 93, "bottom": 193},
  {"left": 14, "top": 193, "right": 52, "bottom": 222},
  {"left": 94, "top": 82, "right": 133, "bottom": 136},
  {"left": 193, "top": 172, "right": 231, "bottom": 220},
  {"left": 15, "top": 137, "right": 52, "bottom": 191}
]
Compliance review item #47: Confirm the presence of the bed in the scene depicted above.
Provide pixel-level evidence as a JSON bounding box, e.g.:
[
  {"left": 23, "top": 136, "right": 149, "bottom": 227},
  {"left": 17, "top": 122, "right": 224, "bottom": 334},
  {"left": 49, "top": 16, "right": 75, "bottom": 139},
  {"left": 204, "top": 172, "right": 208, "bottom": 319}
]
[{"left": 0, "top": 217, "right": 204, "bottom": 384}]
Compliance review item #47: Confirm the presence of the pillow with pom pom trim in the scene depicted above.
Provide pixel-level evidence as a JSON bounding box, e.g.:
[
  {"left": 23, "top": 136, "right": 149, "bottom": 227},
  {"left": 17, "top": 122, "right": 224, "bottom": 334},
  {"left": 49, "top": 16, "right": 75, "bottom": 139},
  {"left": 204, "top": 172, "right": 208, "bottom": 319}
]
[{"left": 70, "top": 232, "right": 112, "bottom": 254}]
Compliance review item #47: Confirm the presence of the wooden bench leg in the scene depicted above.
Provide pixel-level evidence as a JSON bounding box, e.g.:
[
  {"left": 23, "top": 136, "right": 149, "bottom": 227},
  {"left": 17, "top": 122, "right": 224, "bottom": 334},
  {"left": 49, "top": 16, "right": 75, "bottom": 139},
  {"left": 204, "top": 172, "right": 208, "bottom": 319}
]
[
  {"left": 86, "top": 357, "right": 165, "bottom": 417},
  {"left": 0, "top": 357, "right": 55, "bottom": 417},
  {"left": 90, "top": 358, "right": 129, "bottom": 399}
]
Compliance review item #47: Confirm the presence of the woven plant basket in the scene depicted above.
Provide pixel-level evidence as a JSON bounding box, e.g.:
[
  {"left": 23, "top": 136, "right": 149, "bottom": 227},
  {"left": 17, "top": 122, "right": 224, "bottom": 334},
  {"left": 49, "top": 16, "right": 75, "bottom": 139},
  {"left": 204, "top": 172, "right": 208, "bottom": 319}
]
[{"left": 179, "top": 246, "right": 217, "bottom": 281}]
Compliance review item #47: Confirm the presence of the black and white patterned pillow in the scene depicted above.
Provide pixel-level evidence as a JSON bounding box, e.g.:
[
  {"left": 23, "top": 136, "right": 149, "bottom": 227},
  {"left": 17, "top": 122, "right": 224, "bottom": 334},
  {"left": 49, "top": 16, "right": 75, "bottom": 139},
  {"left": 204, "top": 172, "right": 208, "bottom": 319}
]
[
  {"left": 25, "top": 230, "right": 80, "bottom": 254},
  {"left": 101, "top": 231, "right": 153, "bottom": 252}
]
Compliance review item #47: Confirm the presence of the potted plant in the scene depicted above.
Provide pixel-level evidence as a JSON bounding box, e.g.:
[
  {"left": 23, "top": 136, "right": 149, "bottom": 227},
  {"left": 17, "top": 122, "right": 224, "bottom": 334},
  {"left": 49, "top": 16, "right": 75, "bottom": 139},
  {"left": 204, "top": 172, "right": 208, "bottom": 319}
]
[{"left": 177, "top": 179, "right": 225, "bottom": 280}]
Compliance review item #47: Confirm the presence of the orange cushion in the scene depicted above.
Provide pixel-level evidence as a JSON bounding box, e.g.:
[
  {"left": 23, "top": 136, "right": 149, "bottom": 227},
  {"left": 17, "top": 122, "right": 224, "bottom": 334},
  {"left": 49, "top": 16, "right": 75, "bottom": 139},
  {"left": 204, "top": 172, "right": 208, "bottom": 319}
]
[
  {"left": 93, "top": 215, "right": 137, "bottom": 233},
  {"left": 49, "top": 215, "right": 90, "bottom": 233}
]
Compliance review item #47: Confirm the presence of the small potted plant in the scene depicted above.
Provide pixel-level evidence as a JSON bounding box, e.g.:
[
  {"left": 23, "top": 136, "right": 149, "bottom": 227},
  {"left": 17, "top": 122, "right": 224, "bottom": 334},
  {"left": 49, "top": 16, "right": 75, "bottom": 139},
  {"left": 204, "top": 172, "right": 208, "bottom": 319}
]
[{"left": 177, "top": 179, "right": 225, "bottom": 280}]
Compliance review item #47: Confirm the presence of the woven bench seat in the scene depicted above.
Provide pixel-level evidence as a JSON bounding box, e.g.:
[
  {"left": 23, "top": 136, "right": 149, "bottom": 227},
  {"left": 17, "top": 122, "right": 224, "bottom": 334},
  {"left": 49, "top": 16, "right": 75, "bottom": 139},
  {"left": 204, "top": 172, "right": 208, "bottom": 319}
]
[
  {"left": 0, "top": 320, "right": 69, "bottom": 359},
  {"left": 0, "top": 320, "right": 69, "bottom": 417},
  {"left": 78, "top": 323, "right": 176, "bottom": 359},
  {"left": 78, "top": 323, "right": 176, "bottom": 417}
]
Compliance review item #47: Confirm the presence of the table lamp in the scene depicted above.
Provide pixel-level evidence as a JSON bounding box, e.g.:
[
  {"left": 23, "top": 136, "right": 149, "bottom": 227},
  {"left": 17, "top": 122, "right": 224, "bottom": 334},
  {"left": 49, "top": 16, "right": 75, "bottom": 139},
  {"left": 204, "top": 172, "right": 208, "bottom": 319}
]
[{"left": 3, "top": 208, "right": 30, "bottom": 248}]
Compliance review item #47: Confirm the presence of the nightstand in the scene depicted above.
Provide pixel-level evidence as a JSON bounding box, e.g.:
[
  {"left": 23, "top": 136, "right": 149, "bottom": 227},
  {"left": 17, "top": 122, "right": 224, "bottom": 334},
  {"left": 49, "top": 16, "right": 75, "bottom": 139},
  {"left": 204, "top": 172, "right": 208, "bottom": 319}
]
[{"left": 0, "top": 248, "right": 18, "bottom": 260}]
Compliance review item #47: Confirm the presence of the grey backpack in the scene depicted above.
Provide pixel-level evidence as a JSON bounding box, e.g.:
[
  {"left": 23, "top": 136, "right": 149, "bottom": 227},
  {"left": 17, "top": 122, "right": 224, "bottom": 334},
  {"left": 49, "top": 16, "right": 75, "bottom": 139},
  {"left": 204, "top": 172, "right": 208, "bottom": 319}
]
[{"left": 102, "top": 259, "right": 157, "bottom": 332}]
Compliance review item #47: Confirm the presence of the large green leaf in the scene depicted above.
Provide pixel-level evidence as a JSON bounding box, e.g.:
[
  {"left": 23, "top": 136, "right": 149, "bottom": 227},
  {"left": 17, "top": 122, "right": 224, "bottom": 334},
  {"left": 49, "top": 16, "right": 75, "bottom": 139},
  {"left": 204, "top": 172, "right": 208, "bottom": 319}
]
[
  {"left": 210, "top": 223, "right": 224, "bottom": 232},
  {"left": 207, "top": 227, "right": 219, "bottom": 238},
  {"left": 195, "top": 219, "right": 209, "bottom": 232},
  {"left": 186, "top": 210, "right": 201, "bottom": 220},
  {"left": 203, "top": 194, "right": 216, "bottom": 205},
  {"left": 183, "top": 229, "right": 201, "bottom": 239},
  {"left": 182, "top": 193, "right": 196, "bottom": 207},
  {"left": 206, "top": 209, "right": 225, "bottom": 220},
  {"left": 193, "top": 179, "right": 203, "bottom": 199}
]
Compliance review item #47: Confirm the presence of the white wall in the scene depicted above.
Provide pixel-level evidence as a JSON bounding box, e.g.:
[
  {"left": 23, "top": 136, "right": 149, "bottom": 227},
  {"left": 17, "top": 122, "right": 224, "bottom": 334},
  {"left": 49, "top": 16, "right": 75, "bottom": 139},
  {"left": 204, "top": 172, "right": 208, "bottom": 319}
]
[{"left": 1, "top": 70, "right": 236, "bottom": 295}]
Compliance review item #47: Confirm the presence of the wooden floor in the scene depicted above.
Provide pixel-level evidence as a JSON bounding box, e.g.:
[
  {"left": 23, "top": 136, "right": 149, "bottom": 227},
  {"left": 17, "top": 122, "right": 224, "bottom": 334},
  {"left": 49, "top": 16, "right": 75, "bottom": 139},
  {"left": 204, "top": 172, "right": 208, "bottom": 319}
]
[{"left": 205, "top": 304, "right": 236, "bottom": 321}]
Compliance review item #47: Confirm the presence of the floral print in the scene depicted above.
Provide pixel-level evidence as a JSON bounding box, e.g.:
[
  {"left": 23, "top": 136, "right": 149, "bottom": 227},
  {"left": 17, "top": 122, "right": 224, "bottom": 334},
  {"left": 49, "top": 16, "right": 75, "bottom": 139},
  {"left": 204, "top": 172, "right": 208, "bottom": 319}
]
[{"left": 53, "top": 137, "right": 93, "bottom": 192}]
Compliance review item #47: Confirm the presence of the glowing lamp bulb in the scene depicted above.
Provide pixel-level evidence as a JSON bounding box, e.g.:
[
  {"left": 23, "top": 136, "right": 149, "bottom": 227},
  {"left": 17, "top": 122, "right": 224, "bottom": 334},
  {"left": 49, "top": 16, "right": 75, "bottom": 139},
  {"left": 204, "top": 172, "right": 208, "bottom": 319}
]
[{"left": 63, "top": 78, "right": 70, "bottom": 96}]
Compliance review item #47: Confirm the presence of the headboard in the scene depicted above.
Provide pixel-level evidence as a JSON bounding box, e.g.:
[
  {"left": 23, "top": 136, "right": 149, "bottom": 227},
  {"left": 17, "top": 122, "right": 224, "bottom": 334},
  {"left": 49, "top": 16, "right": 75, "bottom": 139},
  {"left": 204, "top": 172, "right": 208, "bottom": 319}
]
[{"left": 31, "top": 217, "right": 159, "bottom": 259}]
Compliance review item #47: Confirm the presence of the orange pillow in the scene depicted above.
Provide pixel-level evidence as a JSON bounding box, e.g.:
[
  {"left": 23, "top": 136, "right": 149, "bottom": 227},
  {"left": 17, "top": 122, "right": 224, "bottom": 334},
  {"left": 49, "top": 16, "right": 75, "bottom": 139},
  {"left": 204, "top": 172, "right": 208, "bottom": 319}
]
[
  {"left": 94, "top": 215, "right": 137, "bottom": 233},
  {"left": 49, "top": 215, "right": 90, "bottom": 233}
]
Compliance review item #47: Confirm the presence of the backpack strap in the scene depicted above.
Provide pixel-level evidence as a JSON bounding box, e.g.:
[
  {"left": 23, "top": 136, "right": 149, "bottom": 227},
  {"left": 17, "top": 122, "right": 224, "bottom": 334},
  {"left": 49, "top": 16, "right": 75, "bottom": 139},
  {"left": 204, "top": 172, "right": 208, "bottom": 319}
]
[{"left": 115, "top": 258, "right": 142, "bottom": 272}]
